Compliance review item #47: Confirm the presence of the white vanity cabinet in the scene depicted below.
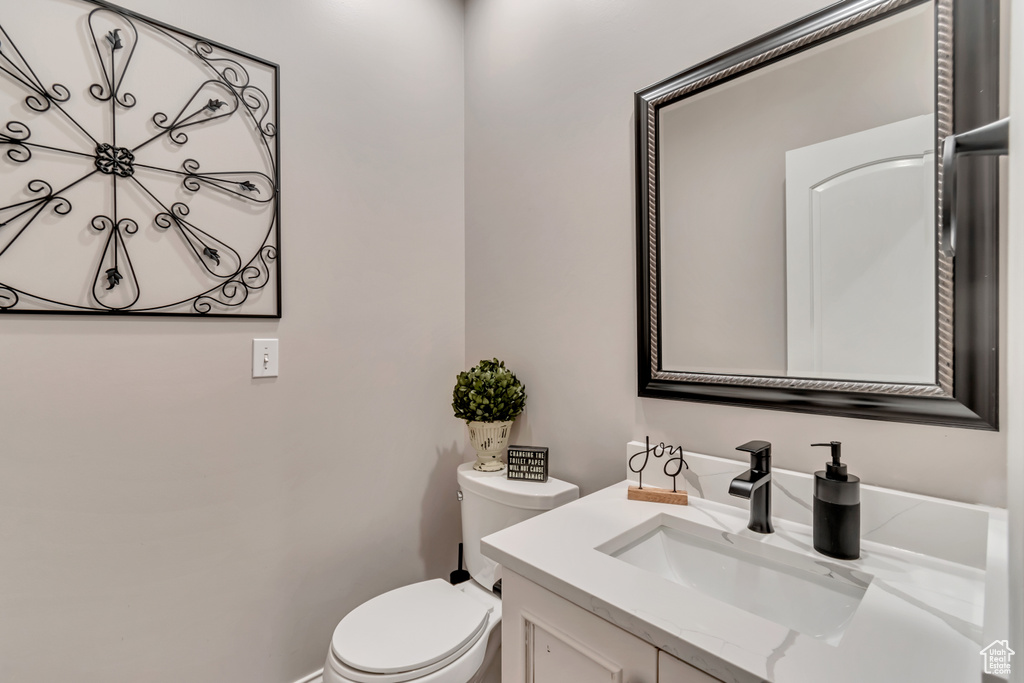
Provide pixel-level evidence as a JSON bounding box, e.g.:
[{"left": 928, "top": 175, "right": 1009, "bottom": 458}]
[{"left": 501, "top": 569, "right": 721, "bottom": 683}]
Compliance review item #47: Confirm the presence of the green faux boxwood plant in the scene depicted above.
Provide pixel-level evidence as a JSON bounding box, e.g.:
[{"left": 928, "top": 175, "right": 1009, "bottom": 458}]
[{"left": 452, "top": 358, "right": 527, "bottom": 423}]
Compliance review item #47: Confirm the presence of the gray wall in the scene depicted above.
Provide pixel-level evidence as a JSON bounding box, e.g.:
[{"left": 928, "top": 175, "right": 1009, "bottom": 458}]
[
  {"left": 465, "top": 0, "right": 1007, "bottom": 507},
  {"left": 0, "top": 1, "right": 466, "bottom": 682}
]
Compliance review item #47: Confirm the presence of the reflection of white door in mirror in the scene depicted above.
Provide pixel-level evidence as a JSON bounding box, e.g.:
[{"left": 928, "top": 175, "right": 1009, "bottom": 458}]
[{"left": 785, "top": 115, "right": 935, "bottom": 384}]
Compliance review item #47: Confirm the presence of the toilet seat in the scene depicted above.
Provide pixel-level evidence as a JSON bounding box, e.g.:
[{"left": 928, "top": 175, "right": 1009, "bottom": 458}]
[{"left": 329, "top": 579, "right": 494, "bottom": 683}]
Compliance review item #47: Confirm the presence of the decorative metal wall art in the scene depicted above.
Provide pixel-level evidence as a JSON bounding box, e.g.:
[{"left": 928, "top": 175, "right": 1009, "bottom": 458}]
[{"left": 0, "top": 0, "right": 280, "bottom": 316}]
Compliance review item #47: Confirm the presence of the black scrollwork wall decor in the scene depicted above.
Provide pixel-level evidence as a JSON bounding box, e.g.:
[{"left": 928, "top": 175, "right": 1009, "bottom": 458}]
[{"left": 0, "top": 0, "right": 280, "bottom": 316}]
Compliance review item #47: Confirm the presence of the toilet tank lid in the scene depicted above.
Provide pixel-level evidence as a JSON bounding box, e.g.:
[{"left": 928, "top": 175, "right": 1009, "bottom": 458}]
[{"left": 457, "top": 462, "right": 579, "bottom": 510}]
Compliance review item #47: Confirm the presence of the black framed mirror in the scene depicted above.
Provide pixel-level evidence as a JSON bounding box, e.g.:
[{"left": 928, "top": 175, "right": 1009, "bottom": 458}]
[{"left": 636, "top": 0, "right": 999, "bottom": 429}]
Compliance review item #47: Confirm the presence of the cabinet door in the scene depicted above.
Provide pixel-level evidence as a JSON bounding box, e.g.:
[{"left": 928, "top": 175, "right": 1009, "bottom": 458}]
[
  {"left": 502, "top": 569, "right": 657, "bottom": 683},
  {"left": 658, "top": 650, "right": 724, "bottom": 683}
]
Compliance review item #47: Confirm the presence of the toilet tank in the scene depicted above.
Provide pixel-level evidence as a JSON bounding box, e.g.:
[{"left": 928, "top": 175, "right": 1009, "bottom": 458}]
[{"left": 457, "top": 462, "right": 579, "bottom": 591}]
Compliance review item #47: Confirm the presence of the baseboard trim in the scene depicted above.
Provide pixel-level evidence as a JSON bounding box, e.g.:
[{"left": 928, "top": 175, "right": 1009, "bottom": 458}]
[{"left": 291, "top": 669, "right": 323, "bottom": 683}]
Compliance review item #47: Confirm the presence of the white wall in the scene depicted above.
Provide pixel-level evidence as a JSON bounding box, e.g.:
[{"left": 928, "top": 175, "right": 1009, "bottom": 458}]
[
  {"left": 0, "top": 1, "right": 466, "bottom": 682},
  {"left": 465, "top": 0, "right": 1007, "bottom": 507}
]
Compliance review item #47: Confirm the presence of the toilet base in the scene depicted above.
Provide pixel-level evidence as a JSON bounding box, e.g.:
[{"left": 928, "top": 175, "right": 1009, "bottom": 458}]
[{"left": 472, "top": 640, "right": 501, "bottom": 683}]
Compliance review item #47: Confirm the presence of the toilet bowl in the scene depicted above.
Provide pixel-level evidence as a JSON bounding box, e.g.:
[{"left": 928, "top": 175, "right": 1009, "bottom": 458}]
[
  {"left": 324, "top": 579, "right": 501, "bottom": 683},
  {"left": 324, "top": 463, "right": 578, "bottom": 683}
]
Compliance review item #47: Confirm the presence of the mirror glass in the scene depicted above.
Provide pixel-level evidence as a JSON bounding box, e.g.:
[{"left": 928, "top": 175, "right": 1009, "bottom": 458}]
[{"left": 658, "top": 5, "right": 935, "bottom": 383}]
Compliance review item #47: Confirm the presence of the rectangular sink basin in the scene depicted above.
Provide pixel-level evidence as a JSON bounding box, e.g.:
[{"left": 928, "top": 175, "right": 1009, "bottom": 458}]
[{"left": 603, "top": 516, "right": 873, "bottom": 645}]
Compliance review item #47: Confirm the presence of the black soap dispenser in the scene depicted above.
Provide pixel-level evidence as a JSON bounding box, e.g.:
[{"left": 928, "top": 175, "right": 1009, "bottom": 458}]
[{"left": 812, "top": 441, "right": 860, "bottom": 560}]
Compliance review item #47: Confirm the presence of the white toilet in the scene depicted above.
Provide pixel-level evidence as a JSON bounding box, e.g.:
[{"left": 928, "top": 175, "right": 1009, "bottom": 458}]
[{"left": 324, "top": 462, "right": 579, "bottom": 683}]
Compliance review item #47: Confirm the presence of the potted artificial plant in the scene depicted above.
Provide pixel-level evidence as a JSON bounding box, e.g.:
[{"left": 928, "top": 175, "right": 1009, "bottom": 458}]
[{"left": 452, "top": 358, "right": 527, "bottom": 471}]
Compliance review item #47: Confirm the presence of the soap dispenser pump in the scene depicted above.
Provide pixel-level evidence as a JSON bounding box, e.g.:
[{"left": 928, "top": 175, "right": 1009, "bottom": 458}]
[{"left": 811, "top": 441, "right": 860, "bottom": 560}]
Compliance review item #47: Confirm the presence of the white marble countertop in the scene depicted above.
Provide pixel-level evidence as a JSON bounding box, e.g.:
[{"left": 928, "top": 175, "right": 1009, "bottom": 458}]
[{"left": 482, "top": 448, "right": 1008, "bottom": 683}]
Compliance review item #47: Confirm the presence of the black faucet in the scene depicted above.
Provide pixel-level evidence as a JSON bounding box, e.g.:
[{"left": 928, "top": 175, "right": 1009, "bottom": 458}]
[{"left": 729, "top": 440, "right": 774, "bottom": 534}]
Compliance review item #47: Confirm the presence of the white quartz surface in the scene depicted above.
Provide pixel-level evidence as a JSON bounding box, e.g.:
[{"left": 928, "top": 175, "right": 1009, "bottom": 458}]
[{"left": 482, "top": 449, "right": 1008, "bottom": 683}]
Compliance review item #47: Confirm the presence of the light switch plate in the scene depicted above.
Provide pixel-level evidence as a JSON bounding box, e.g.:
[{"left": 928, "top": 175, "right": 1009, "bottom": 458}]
[{"left": 253, "top": 339, "right": 279, "bottom": 378}]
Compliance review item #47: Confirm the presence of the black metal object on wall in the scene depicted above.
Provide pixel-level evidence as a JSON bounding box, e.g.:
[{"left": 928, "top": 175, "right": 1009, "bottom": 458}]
[{"left": 0, "top": 0, "right": 281, "bottom": 317}]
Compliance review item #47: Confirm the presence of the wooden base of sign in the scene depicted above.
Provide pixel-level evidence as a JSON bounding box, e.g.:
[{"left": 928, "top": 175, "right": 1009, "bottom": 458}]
[{"left": 627, "top": 485, "right": 688, "bottom": 506}]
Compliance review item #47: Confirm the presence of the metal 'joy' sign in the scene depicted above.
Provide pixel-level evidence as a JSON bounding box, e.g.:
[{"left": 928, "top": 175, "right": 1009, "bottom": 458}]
[{"left": 629, "top": 436, "right": 688, "bottom": 492}]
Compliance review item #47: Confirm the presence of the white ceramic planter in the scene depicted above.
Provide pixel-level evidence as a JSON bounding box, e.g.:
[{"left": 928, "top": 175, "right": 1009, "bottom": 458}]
[{"left": 467, "top": 420, "right": 513, "bottom": 471}]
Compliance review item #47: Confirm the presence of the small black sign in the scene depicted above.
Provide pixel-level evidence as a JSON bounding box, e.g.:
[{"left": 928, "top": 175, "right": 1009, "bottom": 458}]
[{"left": 506, "top": 445, "right": 549, "bottom": 482}]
